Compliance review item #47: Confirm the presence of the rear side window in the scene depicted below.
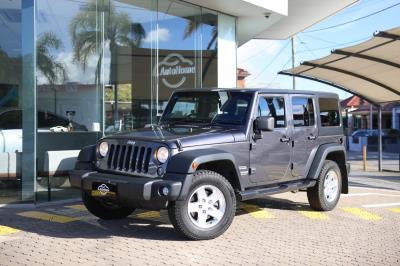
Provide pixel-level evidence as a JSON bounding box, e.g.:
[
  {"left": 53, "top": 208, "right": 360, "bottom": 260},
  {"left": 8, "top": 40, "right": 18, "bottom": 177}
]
[
  {"left": 319, "top": 98, "right": 340, "bottom": 127},
  {"left": 257, "top": 96, "right": 286, "bottom": 128},
  {"left": 292, "top": 97, "right": 315, "bottom": 127}
]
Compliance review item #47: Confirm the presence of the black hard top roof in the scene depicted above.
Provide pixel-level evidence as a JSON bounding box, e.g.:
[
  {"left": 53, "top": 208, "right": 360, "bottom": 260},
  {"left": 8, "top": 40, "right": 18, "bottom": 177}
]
[{"left": 174, "top": 87, "right": 339, "bottom": 98}]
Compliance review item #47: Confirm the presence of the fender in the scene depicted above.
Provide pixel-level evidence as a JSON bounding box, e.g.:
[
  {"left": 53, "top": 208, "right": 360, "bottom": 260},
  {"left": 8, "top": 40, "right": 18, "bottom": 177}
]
[
  {"left": 77, "top": 145, "right": 96, "bottom": 162},
  {"left": 306, "top": 143, "right": 349, "bottom": 194},
  {"left": 166, "top": 149, "right": 243, "bottom": 200},
  {"left": 167, "top": 148, "right": 240, "bottom": 174}
]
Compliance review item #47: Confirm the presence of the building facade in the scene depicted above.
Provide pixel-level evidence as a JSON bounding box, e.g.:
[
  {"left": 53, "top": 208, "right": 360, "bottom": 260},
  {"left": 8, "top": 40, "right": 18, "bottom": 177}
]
[{"left": 0, "top": 0, "right": 356, "bottom": 204}]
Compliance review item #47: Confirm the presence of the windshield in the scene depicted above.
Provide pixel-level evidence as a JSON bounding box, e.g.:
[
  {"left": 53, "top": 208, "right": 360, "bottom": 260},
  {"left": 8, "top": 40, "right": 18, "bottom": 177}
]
[{"left": 160, "top": 91, "right": 253, "bottom": 126}]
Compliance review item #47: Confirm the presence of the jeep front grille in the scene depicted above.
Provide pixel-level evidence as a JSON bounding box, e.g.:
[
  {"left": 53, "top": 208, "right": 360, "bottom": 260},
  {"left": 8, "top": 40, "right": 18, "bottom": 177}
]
[{"left": 106, "top": 144, "right": 152, "bottom": 174}]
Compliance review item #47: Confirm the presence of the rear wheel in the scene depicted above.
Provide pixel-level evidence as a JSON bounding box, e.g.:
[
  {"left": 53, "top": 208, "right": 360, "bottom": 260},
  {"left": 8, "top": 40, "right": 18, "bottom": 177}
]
[
  {"left": 307, "top": 160, "right": 342, "bottom": 211},
  {"left": 168, "top": 170, "right": 236, "bottom": 240},
  {"left": 82, "top": 191, "right": 135, "bottom": 220}
]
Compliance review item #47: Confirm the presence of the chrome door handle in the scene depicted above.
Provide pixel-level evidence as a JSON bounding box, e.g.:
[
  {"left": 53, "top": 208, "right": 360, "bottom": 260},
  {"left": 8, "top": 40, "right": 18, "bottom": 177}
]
[
  {"left": 308, "top": 135, "right": 317, "bottom": 140},
  {"left": 280, "top": 136, "right": 291, "bottom": 143}
]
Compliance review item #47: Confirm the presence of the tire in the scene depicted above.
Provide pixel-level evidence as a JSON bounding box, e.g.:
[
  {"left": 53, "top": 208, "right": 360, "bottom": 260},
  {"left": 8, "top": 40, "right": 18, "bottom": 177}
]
[
  {"left": 307, "top": 160, "right": 342, "bottom": 211},
  {"left": 168, "top": 170, "right": 236, "bottom": 240},
  {"left": 82, "top": 191, "right": 135, "bottom": 220}
]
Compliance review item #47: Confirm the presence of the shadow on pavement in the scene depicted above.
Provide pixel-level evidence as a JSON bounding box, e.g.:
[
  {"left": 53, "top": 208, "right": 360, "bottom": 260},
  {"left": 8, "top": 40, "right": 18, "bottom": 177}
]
[
  {"left": 0, "top": 210, "right": 185, "bottom": 241},
  {"left": 240, "top": 195, "right": 312, "bottom": 212},
  {"left": 0, "top": 194, "right": 316, "bottom": 241}
]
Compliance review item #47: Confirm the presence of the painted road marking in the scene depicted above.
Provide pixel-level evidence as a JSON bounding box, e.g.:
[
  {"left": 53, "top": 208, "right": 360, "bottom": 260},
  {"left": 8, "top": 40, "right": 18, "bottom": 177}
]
[
  {"left": 341, "top": 207, "right": 382, "bottom": 221},
  {"left": 18, "top": 211, "right": 80, "bottom": 223},
  {"left": 362, "top": 202, "right": 400, "bottom": 208},
  {"left": 136, "top": 211, "right": 161, "bottom": 219},
  {"left": 388, "top": 207, "right": 400, "bottom": 213},
  {"left": 240, "top": 203, "right": 274, "bottom": 219},
  {"left": 343, "top": 193, "right": 400, "bottom": 198},
  {"left": 66, "top": 204, "right": 87, "bottom": 211},
  {"left": 299, "top": 211, "right": 329, "bottom": 220},
  {"left": 0, "top": 225, "right": 20, "bottom": 236}
]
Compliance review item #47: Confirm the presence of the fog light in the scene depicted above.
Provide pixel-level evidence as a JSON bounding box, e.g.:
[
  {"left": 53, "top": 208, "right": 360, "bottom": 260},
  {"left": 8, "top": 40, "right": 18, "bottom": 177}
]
[{"left": 161, "top": 187, "right": 170, "bottom": 196}]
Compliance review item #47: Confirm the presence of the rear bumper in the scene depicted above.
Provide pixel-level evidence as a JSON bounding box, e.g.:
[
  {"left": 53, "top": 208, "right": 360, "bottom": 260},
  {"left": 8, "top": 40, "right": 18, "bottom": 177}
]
[{"left": 70, "top": 170, "right": 185, "bottom": 209}]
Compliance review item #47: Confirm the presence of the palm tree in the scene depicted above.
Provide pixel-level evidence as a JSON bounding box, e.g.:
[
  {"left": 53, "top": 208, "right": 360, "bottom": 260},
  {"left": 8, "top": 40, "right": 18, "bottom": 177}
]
[
  {"left": 36, "top": 32, "right": 68, "bottom": 113},
  {"left": 37, "top": 32, "right": 67, "bottom": 85},
  {"left": 184, "top": 19, "right": 217, "bottom": 82},
  {"left": 69, "top": 0, "right": 145, "bottom": 85}
]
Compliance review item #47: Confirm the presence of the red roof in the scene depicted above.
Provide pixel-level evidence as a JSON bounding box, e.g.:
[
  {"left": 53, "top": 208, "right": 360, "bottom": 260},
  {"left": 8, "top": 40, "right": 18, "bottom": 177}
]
[{"left": 340, "top": 96, "right": 368, "bottom": 108}]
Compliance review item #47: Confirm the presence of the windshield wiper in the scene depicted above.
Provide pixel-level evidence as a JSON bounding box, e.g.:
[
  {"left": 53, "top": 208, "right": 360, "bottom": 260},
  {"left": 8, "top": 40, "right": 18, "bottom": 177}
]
[
  {"left": 161, "top": 118, "right": 211, "bottom": 126},
  {"left": 212, "top": 120, "right": 242, "bottom": 125}
]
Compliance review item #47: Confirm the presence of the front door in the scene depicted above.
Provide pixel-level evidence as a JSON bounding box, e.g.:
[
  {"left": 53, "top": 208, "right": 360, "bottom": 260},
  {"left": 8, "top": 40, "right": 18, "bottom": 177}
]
[
  {"left": 250, "top": 95, "right": 292, "bottom": 185},
  {"left": 290, "top": 96, "right": 318, "bottom": 178}
]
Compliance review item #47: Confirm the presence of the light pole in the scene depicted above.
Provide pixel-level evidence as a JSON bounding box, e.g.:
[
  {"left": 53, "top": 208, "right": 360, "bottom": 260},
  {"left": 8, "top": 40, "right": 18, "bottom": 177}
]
[{"left": 291, "top": 36, "right": 296, "bottom": 90}]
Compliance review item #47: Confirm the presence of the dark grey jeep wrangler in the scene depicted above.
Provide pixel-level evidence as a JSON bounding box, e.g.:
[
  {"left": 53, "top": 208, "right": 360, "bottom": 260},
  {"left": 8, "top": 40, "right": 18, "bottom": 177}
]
[{"left": 70, "top": 88, "right": 349, "bottom": 240}]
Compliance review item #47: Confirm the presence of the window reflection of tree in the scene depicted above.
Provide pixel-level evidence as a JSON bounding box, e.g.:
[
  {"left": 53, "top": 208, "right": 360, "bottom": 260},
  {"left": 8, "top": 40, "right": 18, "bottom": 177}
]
[
  {"left": 70, "top": 0, "right": 146, "bottom": 129},
  {"left": 70, "top": 0, "right": 145, "bottom": 85},
  {"left": 37, "top": 32, "right": 67, "bottom": 113},
  {"left": 184, "top": 17, "right": 217, "bottom": 83}
]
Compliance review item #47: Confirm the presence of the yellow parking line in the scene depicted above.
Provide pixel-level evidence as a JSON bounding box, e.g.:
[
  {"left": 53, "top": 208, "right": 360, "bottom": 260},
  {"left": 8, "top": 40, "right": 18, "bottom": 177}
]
[
  {"left": 388, "top": 207, "right": 400, "bottom": 213},
  {"left": 0, "top": 225, "right": 20, "bottom": 236},
  {"left": 65, "top": 204, "right": 87, "bottom": 212},
  {"left": 18, "top": 211, "right": 80, "bottom": 224},
  {"left": 341, "top": 207, "right": 382, "bottom": 221},
  {"left": 135, "top": 211, "right": 161, "bottom": 219},
  {"left": 240, "top": 203, "right": 274, "bottom": 219},
  {"left": 299, "top": 211, "right": 329, "bottom": 220}
]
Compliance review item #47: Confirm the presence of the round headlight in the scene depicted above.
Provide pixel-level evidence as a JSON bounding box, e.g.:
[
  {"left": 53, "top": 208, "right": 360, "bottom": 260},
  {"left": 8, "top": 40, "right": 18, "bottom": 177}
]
[
  {"left": 98, "top": 142, "right": 109, "bottom": 157},
  {"left": 155, "top": 147, "right": 169, "bottom": 164}
]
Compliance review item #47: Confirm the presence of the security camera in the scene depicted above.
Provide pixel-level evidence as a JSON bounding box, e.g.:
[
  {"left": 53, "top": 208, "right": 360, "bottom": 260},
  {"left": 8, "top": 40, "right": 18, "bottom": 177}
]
[{"left": 264, "top": 12, "right": 271, "bottom": 19}]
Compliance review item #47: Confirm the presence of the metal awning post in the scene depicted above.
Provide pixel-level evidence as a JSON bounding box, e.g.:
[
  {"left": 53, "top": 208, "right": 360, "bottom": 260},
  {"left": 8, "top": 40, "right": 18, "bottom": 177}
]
[{"left": 378, "top": 105, "right": 383, "bottom": 172}]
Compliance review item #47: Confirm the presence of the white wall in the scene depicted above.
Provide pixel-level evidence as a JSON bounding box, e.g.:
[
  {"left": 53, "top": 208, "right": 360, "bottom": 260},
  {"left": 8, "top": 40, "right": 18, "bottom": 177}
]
[{"left": 218, "top": 14, "right": 237, "bottom": 88}]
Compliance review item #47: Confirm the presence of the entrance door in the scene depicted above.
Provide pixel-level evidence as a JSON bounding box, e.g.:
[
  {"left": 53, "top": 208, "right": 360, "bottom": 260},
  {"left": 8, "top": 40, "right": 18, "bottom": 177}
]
[
  {"left": 290, "top": 96, "right": 318, "bottom": 178},
  {"left": 250, "top": 95, "right": 292, "bottom": 185}
]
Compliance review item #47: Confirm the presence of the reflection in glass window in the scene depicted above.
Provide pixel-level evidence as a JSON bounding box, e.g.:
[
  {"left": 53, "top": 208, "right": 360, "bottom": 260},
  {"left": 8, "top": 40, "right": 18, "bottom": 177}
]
[
  {"left": 257, "top": 97, "right": 286, "bottom": 128},
  {"left": 319, "top": 98, "right": 340, "bottom": 127},
  {"left": 36, "top": 0, "right": 102, "bottom": 133},
  {"left": 201, "top": 9, "right": 218, "bottom": 87},
  {"left": 292, "top": 97, "right": 315, "bottom": 127},
  {"left": 0, "top": 0, "right": 23, "bottom": 203},
  {"left": 0, "top": 110, "right": 22, "bottom": 130}
]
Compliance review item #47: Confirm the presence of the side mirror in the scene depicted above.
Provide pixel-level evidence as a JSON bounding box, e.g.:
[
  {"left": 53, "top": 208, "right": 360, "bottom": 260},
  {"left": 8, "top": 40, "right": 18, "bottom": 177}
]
[{"left": 255, "top": 116, "right": 274, "bottom": 131}]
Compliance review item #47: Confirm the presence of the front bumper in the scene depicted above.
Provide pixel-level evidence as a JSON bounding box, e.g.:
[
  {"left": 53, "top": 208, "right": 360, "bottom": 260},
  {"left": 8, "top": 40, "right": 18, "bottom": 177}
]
[{"left": 70, "top": 171, "right": 184, "bottom": 210}]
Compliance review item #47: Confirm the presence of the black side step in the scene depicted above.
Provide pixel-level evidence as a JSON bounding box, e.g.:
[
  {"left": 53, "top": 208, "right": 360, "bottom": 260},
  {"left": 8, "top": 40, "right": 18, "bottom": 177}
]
[{"left": 238, "top": 179, "right": 316, "bottom": 201}]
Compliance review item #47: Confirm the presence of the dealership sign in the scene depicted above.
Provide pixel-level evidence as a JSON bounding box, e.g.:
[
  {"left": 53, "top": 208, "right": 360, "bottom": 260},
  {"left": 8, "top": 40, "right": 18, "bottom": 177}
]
[{"left": 156, "top": 53, "right": 195, "bottom": 89}]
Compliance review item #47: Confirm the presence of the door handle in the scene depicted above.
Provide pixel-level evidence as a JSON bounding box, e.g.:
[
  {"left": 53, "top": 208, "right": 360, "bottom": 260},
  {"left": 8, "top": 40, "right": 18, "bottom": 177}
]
[
  {"left": 308, "top": 134, "right": 317, "bottom": 140},
  {"left": 280, "top": 136, "right": 291, "bottom": 143}
]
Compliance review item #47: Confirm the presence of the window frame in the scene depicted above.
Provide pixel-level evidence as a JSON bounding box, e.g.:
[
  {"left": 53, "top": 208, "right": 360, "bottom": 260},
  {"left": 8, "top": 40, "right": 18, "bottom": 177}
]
[
  {"left": 256, "top": 94, "right": 288, "bottom": 130},
  {"left": 290, "top": 95, "right": 317, "bottom": 128},
  {"left": 318, "top": 97, "right": 342, "bottom": 128}
]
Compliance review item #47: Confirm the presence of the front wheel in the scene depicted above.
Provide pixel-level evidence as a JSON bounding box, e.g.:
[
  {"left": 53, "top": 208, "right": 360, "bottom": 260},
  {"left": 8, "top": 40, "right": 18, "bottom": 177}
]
[
  {"left": 307, "top": 160, "right": 342, "bottom": 211},
  {"left": 82, "top": 191, "right": 135, "bottom": 220},
  {"left": 168, "top": 170, "right": 236, "bottom": 240}
]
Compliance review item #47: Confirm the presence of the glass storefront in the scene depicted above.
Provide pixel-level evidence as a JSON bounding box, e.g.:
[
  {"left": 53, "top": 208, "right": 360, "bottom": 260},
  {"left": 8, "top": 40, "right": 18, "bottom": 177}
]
[{"left": 0, "top": 0, "right": 235, "bottom": 204}]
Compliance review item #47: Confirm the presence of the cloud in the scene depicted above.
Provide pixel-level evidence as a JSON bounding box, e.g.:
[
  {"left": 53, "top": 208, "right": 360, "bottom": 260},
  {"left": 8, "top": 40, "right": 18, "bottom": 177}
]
[
  {"left": 37, "top": 46, "right": 111, "bottom": 85},
  {"left": 143, "top": 28, "right": 170, "bottom": 44}
]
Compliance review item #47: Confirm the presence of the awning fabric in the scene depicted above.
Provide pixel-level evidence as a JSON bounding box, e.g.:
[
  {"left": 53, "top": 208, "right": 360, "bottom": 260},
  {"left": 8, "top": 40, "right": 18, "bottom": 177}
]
[{"left": 279, "top": 27, "right": 400, "bottom": 104}]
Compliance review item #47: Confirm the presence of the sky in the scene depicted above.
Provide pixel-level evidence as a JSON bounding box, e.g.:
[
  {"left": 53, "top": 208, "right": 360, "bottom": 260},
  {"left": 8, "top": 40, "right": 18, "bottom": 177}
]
[{"left": 237, "top": 0, "right": 400, "bottom": 100}]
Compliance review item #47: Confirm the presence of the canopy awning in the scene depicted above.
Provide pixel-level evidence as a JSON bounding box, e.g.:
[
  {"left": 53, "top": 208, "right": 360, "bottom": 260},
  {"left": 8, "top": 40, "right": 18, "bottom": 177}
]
[{"left": 279, "top": 27, "right": 400, "bottom": 105}]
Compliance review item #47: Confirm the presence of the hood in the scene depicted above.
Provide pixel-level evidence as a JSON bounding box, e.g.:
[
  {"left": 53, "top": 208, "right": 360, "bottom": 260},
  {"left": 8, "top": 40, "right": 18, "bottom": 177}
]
[{"left": 104, "top": 125, "right": 246, "bottom": 148}]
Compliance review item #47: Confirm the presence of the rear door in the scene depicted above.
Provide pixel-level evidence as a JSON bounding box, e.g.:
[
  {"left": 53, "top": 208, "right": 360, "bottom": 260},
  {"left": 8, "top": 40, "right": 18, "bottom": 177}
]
[{"left": 290, "top": 96, "right": 318, "bottom": 178}]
